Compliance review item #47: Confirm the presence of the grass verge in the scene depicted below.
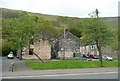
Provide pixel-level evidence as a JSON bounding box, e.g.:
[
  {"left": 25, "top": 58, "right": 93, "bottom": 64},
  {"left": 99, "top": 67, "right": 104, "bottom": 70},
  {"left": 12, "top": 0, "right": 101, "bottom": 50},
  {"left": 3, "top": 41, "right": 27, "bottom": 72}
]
[{"left": 25, "top": 60, "right": 118, "bottom": 70}]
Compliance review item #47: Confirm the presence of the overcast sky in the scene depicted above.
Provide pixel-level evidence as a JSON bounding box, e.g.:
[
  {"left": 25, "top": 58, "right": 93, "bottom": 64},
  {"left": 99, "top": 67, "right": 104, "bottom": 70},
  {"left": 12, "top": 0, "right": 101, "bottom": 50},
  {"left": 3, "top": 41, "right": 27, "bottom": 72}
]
[{"left": 0, "top": 0, "right": 119, "bottom": 18}]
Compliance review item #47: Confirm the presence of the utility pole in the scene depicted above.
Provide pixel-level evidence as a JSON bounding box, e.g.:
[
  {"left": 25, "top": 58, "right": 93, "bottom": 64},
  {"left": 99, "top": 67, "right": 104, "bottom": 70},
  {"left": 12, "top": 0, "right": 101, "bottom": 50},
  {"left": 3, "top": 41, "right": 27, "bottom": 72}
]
[{"left": 95, "top": 9, "right": 103, "bottom": 67}]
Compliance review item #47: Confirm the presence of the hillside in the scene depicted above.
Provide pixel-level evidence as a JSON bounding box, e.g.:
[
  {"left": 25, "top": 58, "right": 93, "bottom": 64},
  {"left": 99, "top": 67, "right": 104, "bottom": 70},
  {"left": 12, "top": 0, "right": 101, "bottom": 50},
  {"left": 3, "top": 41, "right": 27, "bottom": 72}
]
[{"left": 2, "top": 8, "right": 118, "bottom": 29}]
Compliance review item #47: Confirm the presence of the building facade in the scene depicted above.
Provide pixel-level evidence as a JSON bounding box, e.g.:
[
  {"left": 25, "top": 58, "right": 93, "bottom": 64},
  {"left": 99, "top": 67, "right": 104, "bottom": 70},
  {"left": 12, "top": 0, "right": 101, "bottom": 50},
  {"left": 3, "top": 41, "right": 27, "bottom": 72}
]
[
  {"left": 22, "top": 40, "right": 51, "bottom": 60},
  {"left": 51, "top": 31, "right": 80, "bottom": 59}
]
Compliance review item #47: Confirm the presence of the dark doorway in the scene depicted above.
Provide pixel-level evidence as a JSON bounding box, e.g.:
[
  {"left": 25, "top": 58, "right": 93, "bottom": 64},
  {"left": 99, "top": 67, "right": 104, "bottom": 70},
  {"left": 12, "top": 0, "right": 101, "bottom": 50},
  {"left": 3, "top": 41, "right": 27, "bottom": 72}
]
[{"left": 29, "top": 49, "right": 34, "bottom": 55}]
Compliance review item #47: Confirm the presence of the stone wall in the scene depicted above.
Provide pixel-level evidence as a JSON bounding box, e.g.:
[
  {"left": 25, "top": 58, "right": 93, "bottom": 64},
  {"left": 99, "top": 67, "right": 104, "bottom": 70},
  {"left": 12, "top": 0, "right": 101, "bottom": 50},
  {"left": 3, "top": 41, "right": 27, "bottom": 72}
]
[
  {"left": 58, "top": 51, "right": 73, "bottom": 59},
  {"left": 22, "top": 40, "right": 51, "bottom": 60}
]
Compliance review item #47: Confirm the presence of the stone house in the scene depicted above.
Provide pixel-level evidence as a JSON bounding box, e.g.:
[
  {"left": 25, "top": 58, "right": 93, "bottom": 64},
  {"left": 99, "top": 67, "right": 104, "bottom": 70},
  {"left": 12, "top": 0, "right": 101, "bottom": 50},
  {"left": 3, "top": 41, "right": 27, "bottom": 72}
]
[
  {"left": 22, "top": 30, "right": 80, "bottom": 60},
  {"left": 22, "top": 39, "right": 51, "bottom": 60},
  {"left": 80, "top": 45, "right": 98, "bottom": 55},
  {"left": 51, "top": 30, "right": 80, "bottom": 59},
  {"left": 80, "top": 44, "right": 117, "bottom": 58}
]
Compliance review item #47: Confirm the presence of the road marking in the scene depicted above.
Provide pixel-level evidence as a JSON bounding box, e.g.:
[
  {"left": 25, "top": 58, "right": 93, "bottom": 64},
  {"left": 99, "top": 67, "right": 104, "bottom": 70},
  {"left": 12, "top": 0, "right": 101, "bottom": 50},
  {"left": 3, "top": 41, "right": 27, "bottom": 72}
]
[{"left": 2, "top": 72, "right": 118, "bottom": 79}]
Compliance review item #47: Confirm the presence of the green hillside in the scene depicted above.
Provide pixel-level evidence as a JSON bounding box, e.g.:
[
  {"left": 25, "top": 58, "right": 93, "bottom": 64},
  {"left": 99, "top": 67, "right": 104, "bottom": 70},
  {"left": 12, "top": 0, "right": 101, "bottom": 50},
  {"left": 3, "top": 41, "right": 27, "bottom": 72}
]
[{"left": 2, "top": 8, "right": 118, "bottom": 28}]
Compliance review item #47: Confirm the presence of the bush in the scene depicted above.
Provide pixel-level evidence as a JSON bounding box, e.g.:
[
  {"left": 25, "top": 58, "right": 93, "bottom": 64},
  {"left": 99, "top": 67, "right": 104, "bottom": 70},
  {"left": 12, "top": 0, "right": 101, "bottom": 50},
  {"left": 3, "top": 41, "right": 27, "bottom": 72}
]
[{"left": 2, "top": 39, "right": 17, "bottom": 56}]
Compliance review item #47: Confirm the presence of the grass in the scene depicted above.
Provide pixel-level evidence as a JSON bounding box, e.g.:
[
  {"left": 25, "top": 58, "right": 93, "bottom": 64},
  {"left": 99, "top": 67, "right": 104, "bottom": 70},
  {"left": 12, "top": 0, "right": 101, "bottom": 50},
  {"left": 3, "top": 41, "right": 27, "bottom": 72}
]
[{"left": 25, "top": 60, "right": 118, "bottom": 70}]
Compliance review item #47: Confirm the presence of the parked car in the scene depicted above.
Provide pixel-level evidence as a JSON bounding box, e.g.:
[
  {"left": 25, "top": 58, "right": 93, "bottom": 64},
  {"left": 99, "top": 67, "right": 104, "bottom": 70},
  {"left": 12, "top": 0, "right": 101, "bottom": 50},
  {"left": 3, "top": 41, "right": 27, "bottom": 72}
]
[
  {"left": 7, "top": 52, "right": 14, "bottom": 59},
  {"left": 89, "top": 55, "right": 99, "bottom": 59},
  {"left": 102, "top": 55, "right": 113, "bottom": 61},
  {"left": 82, "top": 54, "right": 89, "bottom": 58}
]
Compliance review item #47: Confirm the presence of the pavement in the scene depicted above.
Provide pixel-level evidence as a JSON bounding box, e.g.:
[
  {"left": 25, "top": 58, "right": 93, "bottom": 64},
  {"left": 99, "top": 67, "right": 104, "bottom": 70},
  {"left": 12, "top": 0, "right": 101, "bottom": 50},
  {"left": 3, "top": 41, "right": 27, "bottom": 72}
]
[
  {"left": 14, "top": 60, "right": 32, "bottom": 71},
  {"left": 2, "top": 67, "right": 118, "bottom": 77}
]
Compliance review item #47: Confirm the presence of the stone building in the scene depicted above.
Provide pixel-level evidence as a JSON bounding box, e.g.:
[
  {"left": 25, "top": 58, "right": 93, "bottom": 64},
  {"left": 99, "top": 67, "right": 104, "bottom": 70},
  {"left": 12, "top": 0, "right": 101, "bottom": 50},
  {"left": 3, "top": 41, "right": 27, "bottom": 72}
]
[
  {"left": 80, "top": 45, "right": 98, "bottom": 55},
  {"left": 51, "top": 30, "right": 80, "bottom": 59},
  {"left": 22, "top": 40, "right": 51, "bottom": 60},
  {"left": 22, "top": 30, "right": 80, "bottom": 60}
]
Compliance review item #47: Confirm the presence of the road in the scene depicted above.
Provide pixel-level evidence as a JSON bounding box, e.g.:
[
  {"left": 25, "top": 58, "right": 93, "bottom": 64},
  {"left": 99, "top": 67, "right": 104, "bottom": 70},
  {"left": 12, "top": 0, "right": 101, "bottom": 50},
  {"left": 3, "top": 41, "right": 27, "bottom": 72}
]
[{"left": 3, "top": 72, "right": 118, "bottom": 79}]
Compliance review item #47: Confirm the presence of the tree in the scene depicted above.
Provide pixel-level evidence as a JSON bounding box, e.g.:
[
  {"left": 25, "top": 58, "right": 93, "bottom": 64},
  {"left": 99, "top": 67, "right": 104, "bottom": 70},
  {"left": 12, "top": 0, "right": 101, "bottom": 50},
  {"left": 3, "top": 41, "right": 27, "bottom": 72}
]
[
  {"left": 38, "top": 17, "right": 61, "bottom": 42},
  {"left": 2, "top": 18, "right": 19, "bottom": 56},
  {"left": 69, "top": 27, "right": 82, "bottom": 38},
  {"left": 81, "top": 9, "right": 115, "bottom": 67},
  {"left": 2, "top": 12, "right": 40, "bottom": 56}
]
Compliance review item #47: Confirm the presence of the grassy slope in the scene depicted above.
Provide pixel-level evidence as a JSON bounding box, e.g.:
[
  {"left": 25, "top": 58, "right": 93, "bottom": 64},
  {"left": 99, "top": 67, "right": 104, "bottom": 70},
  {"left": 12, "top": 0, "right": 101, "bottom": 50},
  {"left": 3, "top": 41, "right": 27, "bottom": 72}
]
[
  {"left": 2, "top": 8, "right": 118, "bottom": 36},
  {"left": 2, "top": 8, "right": 118, "bottom": 27}
]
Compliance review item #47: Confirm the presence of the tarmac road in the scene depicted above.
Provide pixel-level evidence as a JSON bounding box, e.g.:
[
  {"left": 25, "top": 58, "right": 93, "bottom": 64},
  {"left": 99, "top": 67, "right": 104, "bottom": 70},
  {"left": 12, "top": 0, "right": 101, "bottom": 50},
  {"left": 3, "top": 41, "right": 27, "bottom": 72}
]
[
  {"left": 2, "top": 67, "right": 118, "bottom": 79},
  {"left": 2, "top": 72, "right": 118, "bottom": 79}
]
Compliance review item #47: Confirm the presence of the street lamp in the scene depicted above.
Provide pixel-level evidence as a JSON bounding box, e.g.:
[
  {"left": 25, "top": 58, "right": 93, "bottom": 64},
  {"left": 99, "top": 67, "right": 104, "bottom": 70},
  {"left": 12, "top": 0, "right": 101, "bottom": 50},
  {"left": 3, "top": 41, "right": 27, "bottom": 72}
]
[{"left": 61, "top": 48, "right": 64, "bottom": 60}]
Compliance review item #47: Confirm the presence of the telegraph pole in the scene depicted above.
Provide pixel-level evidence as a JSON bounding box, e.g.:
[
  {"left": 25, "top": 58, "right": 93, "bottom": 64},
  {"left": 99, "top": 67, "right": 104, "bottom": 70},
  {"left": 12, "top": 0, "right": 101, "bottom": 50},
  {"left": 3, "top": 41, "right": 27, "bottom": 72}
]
[{"left": 95, "top": 9, "right": 103, "bottom": 67}]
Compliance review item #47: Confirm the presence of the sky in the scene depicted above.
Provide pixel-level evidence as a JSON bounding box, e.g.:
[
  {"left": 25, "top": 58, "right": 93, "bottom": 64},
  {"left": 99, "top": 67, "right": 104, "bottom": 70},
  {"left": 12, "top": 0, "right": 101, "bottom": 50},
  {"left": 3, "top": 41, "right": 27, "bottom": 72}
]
[{"left": 0, "top": 0, "right": 119, "bottom": 18}]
